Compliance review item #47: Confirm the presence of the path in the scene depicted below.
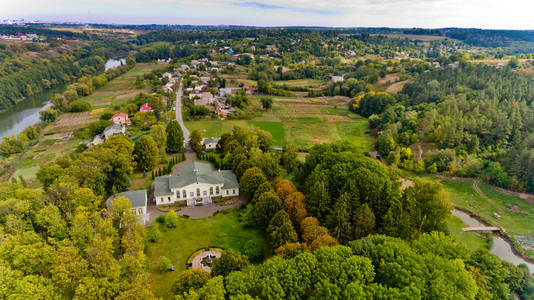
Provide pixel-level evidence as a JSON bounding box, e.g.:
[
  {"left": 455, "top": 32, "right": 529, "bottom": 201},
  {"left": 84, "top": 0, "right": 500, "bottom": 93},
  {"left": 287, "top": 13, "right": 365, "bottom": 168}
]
[
  {"left": 175, "top": 79, "right": 190, "bottom": 144},
  {"left": 178, "top": 198, "right": 244, "bottom": 219},
  {"left": 191, "top": 250, "right": 221, "bottom": 272}
]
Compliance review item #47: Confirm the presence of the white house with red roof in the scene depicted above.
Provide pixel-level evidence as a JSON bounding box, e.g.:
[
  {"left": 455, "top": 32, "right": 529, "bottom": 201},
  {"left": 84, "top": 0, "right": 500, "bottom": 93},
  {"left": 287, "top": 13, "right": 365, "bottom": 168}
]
[
  {"left": 140, "top": 103, "right": 153, "bottom": 112},
  {"left": 112, "top": 112, "right": 129, "bottom": 125}
]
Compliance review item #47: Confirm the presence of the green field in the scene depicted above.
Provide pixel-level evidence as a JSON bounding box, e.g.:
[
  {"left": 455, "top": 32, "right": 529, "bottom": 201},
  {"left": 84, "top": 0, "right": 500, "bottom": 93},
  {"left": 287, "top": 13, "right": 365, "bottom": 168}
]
[
  {"left": 184, "top": 120, "right": 252, "bottom": 138},
  {"left": 146, "top": 209, "right": 268, "bottom": 298},
  {"left": 247, "top": 120, "right": 285, "bottom": 146}
]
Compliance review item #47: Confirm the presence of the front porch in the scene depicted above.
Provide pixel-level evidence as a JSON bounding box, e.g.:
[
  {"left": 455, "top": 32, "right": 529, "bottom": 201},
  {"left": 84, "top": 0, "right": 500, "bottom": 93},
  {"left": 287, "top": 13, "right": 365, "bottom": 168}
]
[{"left": 186, "top": 197, "right": 212, "bottom": 206}]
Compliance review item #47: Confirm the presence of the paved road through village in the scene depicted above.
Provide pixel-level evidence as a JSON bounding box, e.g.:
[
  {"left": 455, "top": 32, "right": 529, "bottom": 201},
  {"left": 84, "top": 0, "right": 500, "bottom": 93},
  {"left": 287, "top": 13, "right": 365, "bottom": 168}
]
[{"left": 175, "top": 79, "right": 190, "bottom": 144}]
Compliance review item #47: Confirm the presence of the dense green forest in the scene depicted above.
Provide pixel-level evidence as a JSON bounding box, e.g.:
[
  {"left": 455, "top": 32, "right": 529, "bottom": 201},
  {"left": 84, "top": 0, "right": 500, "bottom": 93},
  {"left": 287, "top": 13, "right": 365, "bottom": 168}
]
[{"left": 356, "top": 62, "right": 534, "bottom": 192}]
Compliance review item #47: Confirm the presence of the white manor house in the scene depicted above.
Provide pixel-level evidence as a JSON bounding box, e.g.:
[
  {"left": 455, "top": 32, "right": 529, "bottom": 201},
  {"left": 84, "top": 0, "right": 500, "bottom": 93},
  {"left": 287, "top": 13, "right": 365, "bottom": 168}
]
[{"left": 153, "top": 161, "right": 239, "bottom": 206}]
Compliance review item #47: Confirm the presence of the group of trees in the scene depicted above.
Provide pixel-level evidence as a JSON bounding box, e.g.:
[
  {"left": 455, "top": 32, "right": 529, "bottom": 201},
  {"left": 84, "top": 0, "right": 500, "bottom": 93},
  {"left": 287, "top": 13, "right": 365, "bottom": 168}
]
[
  {"left": 1, "top": 134, "right": 154, "bottom": 298},
  {"left": 177, "top": 233, "right": 532, "bottom": 299},
  {"left": 295, "top": 142, "right": 450, "bottom": 242},
  {"left": 364, "top": 62, "right": 534, "bottom": 192}
]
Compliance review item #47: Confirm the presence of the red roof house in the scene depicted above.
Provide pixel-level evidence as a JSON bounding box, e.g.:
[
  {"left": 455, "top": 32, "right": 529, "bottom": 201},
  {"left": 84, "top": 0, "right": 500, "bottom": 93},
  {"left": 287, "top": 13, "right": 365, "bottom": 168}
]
[
  {"left": 140, "top": 103, "right": 153, "bottom": 112},
  {"left": 112, "top": 112, "right": 129, "bottom": 125}
]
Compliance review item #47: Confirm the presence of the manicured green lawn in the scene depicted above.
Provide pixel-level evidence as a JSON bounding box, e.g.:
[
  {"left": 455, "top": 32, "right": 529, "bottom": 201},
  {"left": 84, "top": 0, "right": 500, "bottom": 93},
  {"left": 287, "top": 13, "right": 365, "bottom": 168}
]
[
  {"left": 247, "top": 120, "right": 285, "bottom": 146},
  {"left": 447, "top": 214, "right": 488, "bottom": 252},
  {"left": 146, "top": 209, "right": 269, "bottom": 298}
]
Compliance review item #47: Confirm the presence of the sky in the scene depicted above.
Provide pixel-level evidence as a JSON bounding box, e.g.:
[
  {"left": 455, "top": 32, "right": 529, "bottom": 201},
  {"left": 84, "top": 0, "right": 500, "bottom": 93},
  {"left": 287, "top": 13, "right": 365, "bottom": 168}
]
[{"left": 2, "top": 0, "right": 534, "bottom": 29}]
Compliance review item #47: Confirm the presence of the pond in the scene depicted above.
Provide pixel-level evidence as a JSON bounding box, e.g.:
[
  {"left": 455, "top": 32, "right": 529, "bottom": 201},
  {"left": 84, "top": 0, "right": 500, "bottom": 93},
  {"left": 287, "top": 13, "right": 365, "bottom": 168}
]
[
  {"left": 0, "top": 84, "right": 66, "bottom": 139},
  {"left": 452, "top": 209, "right": 534, "bottom": 272},
  {"left": 105, "top": 58, "right": 126, "bottom": 70}
]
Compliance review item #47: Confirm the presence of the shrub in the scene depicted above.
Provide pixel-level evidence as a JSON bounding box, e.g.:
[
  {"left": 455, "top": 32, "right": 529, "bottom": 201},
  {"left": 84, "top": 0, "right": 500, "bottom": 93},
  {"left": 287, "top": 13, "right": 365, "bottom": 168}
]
[
  {"left": 146, "top": 225, "right": 161, "bottom": 243},
  {"left": 156, "top": 214, "right": 166, "bottom": 224},
  {"left": 160, "top": 256, "right": 172, "bottom": 272},
  {"left": 67, "top": 100, "right": 92, "bottom": 112},
  {"left": 166, "top": 209, "right": 179, "bottom": 228},
  {"left": 173, "top": 269, "right": 210, "bottom": 295},
  {"left": 243, "top": 240, "right": 264, "bottom": 263}
]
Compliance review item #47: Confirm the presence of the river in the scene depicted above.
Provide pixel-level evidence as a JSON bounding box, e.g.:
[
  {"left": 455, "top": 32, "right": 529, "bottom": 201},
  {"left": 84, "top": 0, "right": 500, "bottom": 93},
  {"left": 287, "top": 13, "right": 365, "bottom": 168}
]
[
  {"left": 0, "top": 59, "right": 125, "bottom": 140},
  {"left": 0, "top": 84, "right": 66, "bottom": 139},
  {"left": 452, "top": 209, "right": 534, "bottom": 272}
]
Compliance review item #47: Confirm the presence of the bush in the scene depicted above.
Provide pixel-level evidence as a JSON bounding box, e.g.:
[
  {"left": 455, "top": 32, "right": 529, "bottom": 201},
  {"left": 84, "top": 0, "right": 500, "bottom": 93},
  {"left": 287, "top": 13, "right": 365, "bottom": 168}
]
[
  {"left": 156, "top": 214, "right": 166, "bottom": 224},
  {"left": 166, "top": 209, "right": 179, "bottom": 228},
  {"left": 67, "top": 100, "right": 91, "bottom": 112},
  {"left": 243, "top": 240, "right": 264, "bottom": 263},
  {"left": 160, "top": 256, "right": 172, "bottom": 272},
  {"left": 100, "top": 112, "right": 114, "bottom": 121},
  {"left": 173, "top": 269, "right": 210, "bottom": 295},
  {"left": 146, "top": 225, "right": 161, "bottom": 243}
]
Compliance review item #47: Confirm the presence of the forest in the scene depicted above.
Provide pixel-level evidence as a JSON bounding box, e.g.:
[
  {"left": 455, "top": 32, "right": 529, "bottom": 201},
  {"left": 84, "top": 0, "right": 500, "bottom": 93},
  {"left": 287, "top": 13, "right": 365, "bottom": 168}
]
[{"left": 357, "top": 62, "right": 534, "bottom": 192}]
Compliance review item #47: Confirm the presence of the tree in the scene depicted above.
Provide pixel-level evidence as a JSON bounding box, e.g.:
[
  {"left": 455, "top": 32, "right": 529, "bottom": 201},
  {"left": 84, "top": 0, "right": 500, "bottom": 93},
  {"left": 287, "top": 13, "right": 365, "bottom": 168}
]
[
  {"left": 160, "top": 256, "right": 172, "bottom": 271},
  {"left": 281, "top": 141, "right": 298, "bottom": 173},
  {"left": 39, "top": 107, "right": 58, "bottom": 123},
  {"left": 253, "top": 191, "right": 283, "bottom": 229},
  {"left": 189, "top": 129, "right": 202, "bottom": 153},
  {"left": 151, "top": 124, "right": 167, "bottom": 153},
  {"left": 166, "top": 120, "right": 184, "bottom": 153},
  {"left": 36, "top": 162, "right": 63, "bottom": 190},
  {"left": 283, "top": 191, "right": 308, "bottom": 228},
  {"left": 133, "top": 135, "right": 158, "bottom": 171},
  {"left": 240, "top": 167, "right": 268, "bottom": 200},
  {"left": 305, "top": 180, "right": 330, "bottom": 223},
  {"left": 211, "top": 249, "right": 249, "bottom": 277},
  {"left": 352, "top": 203, "right": 375, "bottom": 239},
  {"left": 243, "top": 240, "right": 264, "bottom": 263},
  {"left": 261, "top": 97, "right": 273, "bottom": 110},
  {"left": 267, "top": 210, "right": 298, "bottom": 249},
  {"left": 326, "top": 194, "right": 352, "bottom": 243},
  {"left": 274, "top": 178, "right": 297, "bottom": 201},
  {"left": 173, "top": 269, "right": 210, "bottom": 295},
  {"left": 166, "top": 209, "right": 179, "bottom": 228}
]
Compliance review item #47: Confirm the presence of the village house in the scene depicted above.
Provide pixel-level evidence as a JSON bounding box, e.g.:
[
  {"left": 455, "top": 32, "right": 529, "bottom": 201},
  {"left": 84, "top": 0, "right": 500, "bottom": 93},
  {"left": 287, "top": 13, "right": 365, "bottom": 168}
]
[
  {"left": 219, "top": 87, "right": 239, "bottom": 97},
  {"left": 111, "top": 112, "right": 129, "bottom": 125},
  {"left": 194, "top": 85, "right": 206, "bottom": 93},
  {"left": 87, "top": 124, "right": 125, "bottom": 147},
  {"left": 140, "top": 102, "right": 153, "bottom": 112},
  {"left": 106, "top": 190, "right": 149, "bottom": 225},
  {"left": 192, "top": 92, "right": 215, "bottom": 106},
  {"left": 104, "top": 124, "right": 126, "bottom": 139},
  {"left": 153, "top": 161, "right": 239, "bottom": 206},
  {"left": 331, "top": 75, "right": 344, "bottom": 82},
  {"left": 163, "top": 82, "right": 174, "bottom": 93},
  {"left": 200, "top": 76, "right": 211, "bottom": 84},
  {"left": 202, "top": 137, "right": 220, "bottom": 149}
]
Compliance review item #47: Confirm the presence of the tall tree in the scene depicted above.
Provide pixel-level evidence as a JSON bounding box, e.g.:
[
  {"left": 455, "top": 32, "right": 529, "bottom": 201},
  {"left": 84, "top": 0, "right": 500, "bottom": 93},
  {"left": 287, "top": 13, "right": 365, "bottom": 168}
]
[
  {"left": 189, "top": 130, "right": 202, "bottom": 153},
  {"left": 133, "top": 135, "right": 159, "bottom": 172},
  {"left": 166, "top": 120, "right": 184, "bottom": 153}
]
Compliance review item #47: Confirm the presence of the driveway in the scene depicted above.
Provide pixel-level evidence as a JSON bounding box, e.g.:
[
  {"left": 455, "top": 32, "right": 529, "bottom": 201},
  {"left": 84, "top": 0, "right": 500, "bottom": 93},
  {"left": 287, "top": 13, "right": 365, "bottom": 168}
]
[{"left": 178, "top": 199, "right": 244, "bottom": 219}]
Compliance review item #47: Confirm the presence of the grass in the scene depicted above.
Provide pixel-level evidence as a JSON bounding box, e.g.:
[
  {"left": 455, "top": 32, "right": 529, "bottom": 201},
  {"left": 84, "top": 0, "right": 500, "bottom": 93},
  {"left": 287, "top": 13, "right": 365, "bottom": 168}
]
[
  {"left": 184, "top": 120, "right": 252, "bottom": 138},
  {"left": 146, "top": 209, "right": 268, "bottom": 298},
  {"left": 447, "top": 214, "right": 488, "bottom": 252},
  {"left": 296, "top": 117, "right": 323, "bottom": 124},
  {"left": 437, "top": 178, "right": 534, "bottom": 237},
  {"left": 247, "top": 121, "right": 285, "bottom": 146}
]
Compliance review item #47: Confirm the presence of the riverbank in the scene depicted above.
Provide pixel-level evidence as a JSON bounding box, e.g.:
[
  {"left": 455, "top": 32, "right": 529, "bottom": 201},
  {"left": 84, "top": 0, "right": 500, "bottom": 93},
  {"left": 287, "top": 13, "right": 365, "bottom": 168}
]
[
  {"left": 452, "top": 207, "right": 534, "bottom": 272},
  {"left": 4, "top": 62, "right": 163, "bottom": 184}
]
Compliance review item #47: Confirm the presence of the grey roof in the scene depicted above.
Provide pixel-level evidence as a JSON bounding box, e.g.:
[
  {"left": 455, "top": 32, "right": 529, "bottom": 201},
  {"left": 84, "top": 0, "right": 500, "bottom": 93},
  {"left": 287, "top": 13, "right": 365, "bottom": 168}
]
[
  {"left": 106, "top": 190, "right": 147, "bottom": 208},
  {"left": 203, "top": 137, "right": 220, "bottom": 145},
  {"left": 104, "top": 123, "right": 124, "bottom": 132},
  {"left": 153, "top": 161, "right": 239, "bottom": 197}
]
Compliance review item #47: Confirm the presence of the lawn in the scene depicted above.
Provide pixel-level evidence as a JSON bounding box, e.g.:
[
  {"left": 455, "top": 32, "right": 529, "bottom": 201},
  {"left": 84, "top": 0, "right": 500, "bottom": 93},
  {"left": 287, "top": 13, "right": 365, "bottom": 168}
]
[
  {"left": 247, "top": 121, "right": 285, "bottom": 146},
  {"left": 146, "top": 209, "right": 268, "bottom": 298},
  {"left": 184, "top": 120, "right": 252, "bottom": 138}
]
